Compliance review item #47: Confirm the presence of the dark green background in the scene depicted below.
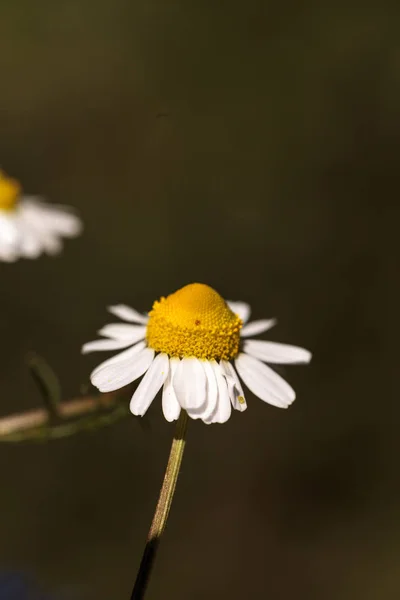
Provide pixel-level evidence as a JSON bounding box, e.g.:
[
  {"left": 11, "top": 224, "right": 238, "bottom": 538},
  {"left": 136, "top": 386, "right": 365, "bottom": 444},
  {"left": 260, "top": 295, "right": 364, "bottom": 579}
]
[{"left": 0, "top": 2, "right": 399, "bottom": 598}]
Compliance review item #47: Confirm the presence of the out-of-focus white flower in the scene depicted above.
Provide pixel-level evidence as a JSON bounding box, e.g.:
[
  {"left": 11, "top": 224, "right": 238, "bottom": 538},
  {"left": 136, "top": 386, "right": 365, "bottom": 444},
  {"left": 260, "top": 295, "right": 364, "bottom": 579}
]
[
  {"left": 0, "top": 170, "right": 82, "bottom": 262},
  {"left": 83, "top": 283, "right": 312, "bottom": 424}
]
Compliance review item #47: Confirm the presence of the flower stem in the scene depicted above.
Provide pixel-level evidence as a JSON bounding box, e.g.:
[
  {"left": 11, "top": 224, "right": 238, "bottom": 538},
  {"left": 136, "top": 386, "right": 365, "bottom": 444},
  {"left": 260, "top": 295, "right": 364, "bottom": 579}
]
[{"left": 131, "top": 410, "right": 189, "bottom": 600}]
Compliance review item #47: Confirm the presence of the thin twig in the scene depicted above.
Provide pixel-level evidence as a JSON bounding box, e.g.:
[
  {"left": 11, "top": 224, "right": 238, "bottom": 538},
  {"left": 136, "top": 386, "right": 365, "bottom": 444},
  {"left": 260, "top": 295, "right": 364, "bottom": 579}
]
[
  {"left": 0, "top": 393, "right": 117, "bottom": 437},
  {"left": 131, "top": 410, "right": 189, "bottom": 600}
]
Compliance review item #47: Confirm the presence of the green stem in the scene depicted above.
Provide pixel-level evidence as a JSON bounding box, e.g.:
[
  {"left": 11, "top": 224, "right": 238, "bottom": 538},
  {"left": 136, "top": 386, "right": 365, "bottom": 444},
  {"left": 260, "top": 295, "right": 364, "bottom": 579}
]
[{"left": 131, "top": 410, "right": 189, "bottom": 600}]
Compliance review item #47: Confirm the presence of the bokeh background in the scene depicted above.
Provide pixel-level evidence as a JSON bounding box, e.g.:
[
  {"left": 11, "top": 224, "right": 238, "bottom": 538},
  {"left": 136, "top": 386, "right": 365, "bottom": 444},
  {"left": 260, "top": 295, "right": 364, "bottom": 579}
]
[{"left": 0, "top": 1, "right": 399, "bottom": 598}]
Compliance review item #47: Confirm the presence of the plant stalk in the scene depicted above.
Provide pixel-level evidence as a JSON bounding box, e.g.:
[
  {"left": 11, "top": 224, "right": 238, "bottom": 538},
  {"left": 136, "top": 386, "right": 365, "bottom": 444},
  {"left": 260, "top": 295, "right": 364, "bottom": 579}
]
[{"left": 131, "top": 410, "right": 189, "bottom": 600}]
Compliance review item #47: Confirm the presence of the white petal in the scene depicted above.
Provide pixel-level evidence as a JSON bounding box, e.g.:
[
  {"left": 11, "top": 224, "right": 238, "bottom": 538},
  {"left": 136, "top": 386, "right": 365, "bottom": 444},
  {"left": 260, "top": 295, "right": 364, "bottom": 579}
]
[
  {"left": 98, "top": 324, "right": 147, "bottom": 343},
  {"left": 226, "top": 300, "right": 251, "bottom": 324},
  {"left": 235, "top": 353, "right": 295, "bottom": 409},
  {"left": 82, "top": 338, "right": 135, "bottom": 354},
  {"left": 20, "top": 197, "right": 82, "bottom": 238},
  {"left": 91, "top": 347, "right": 155, "bottom": 393},
  {"left": 220, "top": 361, "right": 247, "bottom": 412},
  {"left": 18, "top": 209, "right": 62, "bottom": 255},
  {"left": 46, "top": 211, "right": 82, "bottom": 237},
  {"left": 17, "top": 202, "right": 62, "bottom": 255},
  {"left": 0, "top": 213, "right": 19, "bottom": 245},
  {"left": 18, "top": 223, "right": 42, "bottom": 258},
  {"left": 90, "top": 341, "right": 146, "bottom": 378},
  {"left": 194, "top": 360, "right": 218, "bottom": 421},
  {"left": 42, "top": 233, "right": 63, "bottom": 255},
  {"left": 162, "top": 358, "right": 181, "bottom": 422},
  {"left": 130, "top": 353, "right": 169, "bottom": 416},
  {"left": 0, "top": 214, "right": 20, "bottom": 261},
  {"left": 173, "top": 357, "right": 207, "bottom": 414},
  {"left": 240, "top": 319, "right": 277, "bottom": 338},
  {"left": 36, "top": 206, "right": 82, "bottom": 237},
  {"left": 108, "top": 304, "right": 149, "bottom": 324},
  {"left": 243, "top": 340, "right": 312, "bottom": 364},
  {"left": 0, "top": 243, "right": 18, "bottom": 262},
  {"left": 204, "top": 361, "right": 231, "bottom": 424}
]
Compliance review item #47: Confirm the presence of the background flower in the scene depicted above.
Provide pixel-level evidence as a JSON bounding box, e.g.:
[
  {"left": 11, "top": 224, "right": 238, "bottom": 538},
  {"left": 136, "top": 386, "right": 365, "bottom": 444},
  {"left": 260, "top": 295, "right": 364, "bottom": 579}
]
[{"left": 0, "top": 171, "right": 82, "bottom": 262}]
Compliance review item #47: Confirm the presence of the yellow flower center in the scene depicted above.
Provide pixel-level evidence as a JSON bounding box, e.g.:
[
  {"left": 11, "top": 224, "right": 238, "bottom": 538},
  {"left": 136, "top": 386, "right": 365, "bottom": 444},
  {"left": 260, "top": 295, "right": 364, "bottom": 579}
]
[
  {"left": 146, "top": 283, "right": 243, "bottom": 360},
  {"left": 0, "top": 171, "right": 21, "bottom": 211}
]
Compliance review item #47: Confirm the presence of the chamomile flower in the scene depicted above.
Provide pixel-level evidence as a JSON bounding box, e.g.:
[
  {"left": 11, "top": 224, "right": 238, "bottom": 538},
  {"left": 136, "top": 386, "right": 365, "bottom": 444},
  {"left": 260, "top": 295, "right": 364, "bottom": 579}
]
[
  {"left": 82, "top": 283, "right": 311, "bottom": 424},
  {"left": 0, "top": 170, "right": 82, "bottom": 262}
]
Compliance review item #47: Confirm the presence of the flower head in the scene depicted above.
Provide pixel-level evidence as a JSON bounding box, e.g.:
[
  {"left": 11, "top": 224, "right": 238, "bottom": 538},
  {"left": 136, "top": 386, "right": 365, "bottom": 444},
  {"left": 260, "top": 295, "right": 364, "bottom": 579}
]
[
  {"left": 0, "top": 172, "right": 21, "bottom": 211},
  {"left": 82, "top": 283, "right": 311, "bottom": 424},
  {"left": 0, "top": 170, "right": 82, "bottom": 262},
  {"left": 147, "top": 284, "right": 242, "bottom": 361}
]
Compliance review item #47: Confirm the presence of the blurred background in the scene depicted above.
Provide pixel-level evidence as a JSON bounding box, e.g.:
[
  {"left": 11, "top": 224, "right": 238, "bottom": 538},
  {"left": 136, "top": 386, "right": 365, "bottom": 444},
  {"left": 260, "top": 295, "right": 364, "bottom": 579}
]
[{"left": 0, "top": 1, "right": 399, "bottom": 598}]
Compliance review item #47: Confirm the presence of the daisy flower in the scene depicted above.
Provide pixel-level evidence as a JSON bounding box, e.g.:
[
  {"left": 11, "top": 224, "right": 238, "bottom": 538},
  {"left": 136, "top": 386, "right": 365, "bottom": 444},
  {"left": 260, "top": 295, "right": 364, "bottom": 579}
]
[
  {"left": 82, "top": 283, "right": 311, "bottom": 424},
  {"left": 0, "top": 170, "right": 82, "bottom": 262}
]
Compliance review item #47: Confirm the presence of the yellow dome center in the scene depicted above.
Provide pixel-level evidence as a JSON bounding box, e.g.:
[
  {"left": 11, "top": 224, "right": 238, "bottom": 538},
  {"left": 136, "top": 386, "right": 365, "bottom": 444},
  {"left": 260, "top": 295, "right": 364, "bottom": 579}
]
[
  {"left": 0, "top": 171, "right": 21, "bottom": 211},
  {"left": 146, "top": 283, "right": 243, "bottom": 360}
]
